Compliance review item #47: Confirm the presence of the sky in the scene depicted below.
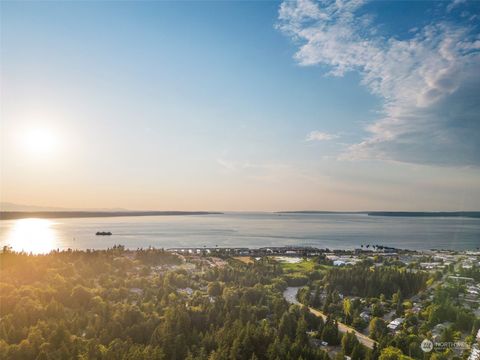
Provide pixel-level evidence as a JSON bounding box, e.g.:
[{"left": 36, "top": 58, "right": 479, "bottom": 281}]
[{"left": 1, "top": 0, "right": 479, "bottom": 211}]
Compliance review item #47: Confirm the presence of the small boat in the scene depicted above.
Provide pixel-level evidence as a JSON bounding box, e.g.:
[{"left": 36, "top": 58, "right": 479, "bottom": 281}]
[{"left": 95, "top": 231, "right": 112, "bottom": 236}]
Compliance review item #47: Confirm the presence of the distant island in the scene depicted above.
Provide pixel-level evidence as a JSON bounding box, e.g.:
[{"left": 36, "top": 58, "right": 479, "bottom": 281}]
[
  {"left": 0, "top": 211, "right": 222, "bottom": 220},
  {"left": 278, "top": 211, "right": 480, "bottom": 218},
  {"left": 367, "top": 211, "right": 480, "bottom": 218},
  {"left": 277, "top": 211, "right": 362, "bottom": 214}
]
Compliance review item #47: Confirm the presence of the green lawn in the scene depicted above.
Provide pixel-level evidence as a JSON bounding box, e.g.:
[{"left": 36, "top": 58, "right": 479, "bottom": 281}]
[{"left": 277, "top": 258, "right": 316, "bottom": 273}]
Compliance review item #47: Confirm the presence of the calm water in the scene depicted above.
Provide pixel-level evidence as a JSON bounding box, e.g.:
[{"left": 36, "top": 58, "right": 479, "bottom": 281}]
[{"left": 0, "top": 213, "right": 479, "bottom": 254}]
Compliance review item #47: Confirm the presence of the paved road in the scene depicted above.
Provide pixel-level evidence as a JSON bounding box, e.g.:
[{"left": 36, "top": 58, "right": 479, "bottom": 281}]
[
  {"left": 283, "top": 287, "right": 378, "bottom": 350},
  {"left": 307, "top": 306, "right": 377, "bottom": 349}
]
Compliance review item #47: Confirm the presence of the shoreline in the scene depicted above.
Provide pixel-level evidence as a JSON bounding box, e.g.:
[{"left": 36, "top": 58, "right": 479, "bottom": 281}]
[
  {"left": 278, "top": 210, "right": 480, "bottom": 218},
  {"left": 0, "top": 211, "right": 223, "bottom": 220},
  {"left": 3, "top": 244, "right": 479, "bottom": 256},
  {"left": 3, "top": 210, "right": 480, "bottom": 220}
]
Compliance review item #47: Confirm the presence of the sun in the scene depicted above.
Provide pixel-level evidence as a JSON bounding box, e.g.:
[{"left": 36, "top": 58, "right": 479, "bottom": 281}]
[
  {"left": 23, "top": 127, "right": 59, "bottom": 156},
  {"left": 6, "top": 218, "right": 59, "bottom": 254}
]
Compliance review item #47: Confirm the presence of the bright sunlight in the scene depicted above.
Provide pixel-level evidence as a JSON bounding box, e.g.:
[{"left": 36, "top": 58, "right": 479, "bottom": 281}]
[
  {"left": 6, "top": 218, "right": 58, "bottom": 254},
  {"left": 22, "top": 127, "right": 59, "bottom": 157}
]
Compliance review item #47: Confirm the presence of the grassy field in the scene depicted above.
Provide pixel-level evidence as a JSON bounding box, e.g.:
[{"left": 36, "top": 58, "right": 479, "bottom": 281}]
[
  {"left": 276, "top": 258, "right": 316, "bottom": 273},
  {"left": 275, "top": 257, "right": 333, "bottom": 274}
]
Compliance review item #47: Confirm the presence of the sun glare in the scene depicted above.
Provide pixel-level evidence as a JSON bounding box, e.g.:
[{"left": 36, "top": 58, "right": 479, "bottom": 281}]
[
  {"left": 23, "top": 128, "right": 59, "bottom": 156},
  {"left": 7, "top": 218, "right": 58, "bottom": 254}
]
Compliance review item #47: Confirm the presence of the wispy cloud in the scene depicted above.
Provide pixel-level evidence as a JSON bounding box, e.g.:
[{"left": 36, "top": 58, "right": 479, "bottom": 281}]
[
  {"left": 217, "top": 157, "right": 289, "bottom": 174},
  {"left": 278, "top": 0, "right": 480, "bottom": 166},
  {"left": 447, "top": 0, "right": 466, "bottom": 13},
  {"left": 306, "top": 130, "right": 338, "bottom": 141},
  {"left": 216, "top": 158, "right": 238, "bottom": 171},
  {"left": 216, "top": 156, "right": 329, "bottom": 185}
]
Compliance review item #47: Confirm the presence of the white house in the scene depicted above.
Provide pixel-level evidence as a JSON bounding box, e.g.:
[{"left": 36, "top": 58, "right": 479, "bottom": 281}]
[
  {"left": 468, "top": 345, "right": 480, "bottom": 360},
  {"left": 387, "top": 318, "right": 404, "bottom": 331}
]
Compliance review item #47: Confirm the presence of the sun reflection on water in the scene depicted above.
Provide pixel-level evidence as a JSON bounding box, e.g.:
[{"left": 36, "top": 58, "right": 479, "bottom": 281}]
[{"left": 6, "top": 218, "right": 58, "bottom": 254}]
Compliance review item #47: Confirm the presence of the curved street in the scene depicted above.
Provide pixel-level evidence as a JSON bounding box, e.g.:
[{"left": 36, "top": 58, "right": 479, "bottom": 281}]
[{"left": 283, "top": 287, "right": 378, "bottom": 350}]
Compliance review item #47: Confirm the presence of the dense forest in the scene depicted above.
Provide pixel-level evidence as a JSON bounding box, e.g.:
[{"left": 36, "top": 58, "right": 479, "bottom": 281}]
[
  {"left": 1, "top": 247, "right": 478, "bottom": 360},
  {"left": 324, "top": 264, "right": 429, "bottom": 298},
  {"left": 0, "top": 247, "right": 332, "bottom": 360}
]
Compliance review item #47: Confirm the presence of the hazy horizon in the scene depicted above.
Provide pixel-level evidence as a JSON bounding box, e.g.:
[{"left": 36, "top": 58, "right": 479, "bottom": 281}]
[
  {"left": 2, "top": 201, "right": 480, "bottom": 214},
  {"left": 2, "top": 1, "right": 480, "bottom": 211}
]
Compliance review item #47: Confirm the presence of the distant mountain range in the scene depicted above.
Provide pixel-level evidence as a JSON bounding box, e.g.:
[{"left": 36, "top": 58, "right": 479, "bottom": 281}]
[
  {"left": 0, "top": 202, "right": 129, "bottom": 212},
  {"left": 0, "top": 211, "right": 223, "bottom": 220},
  {"left": 2, "top": 203, "right": 479, "bottom": 219},
  {"left": 0, "top": 203, "right": 221, "bottom": 220}
]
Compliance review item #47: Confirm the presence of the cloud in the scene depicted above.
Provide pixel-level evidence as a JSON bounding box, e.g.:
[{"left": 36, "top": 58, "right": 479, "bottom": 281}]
[
  {"left": 278, "top": 0, "right": 480, "bottom": 166},
  {"left": 217, "top": 158, "right": 237, "bottom": 171},
  {"left": 306, "top": 130, "right": 338, "bottom": 141},
  {"left": 216, "top": 157, "right": 318, "bottom": 183},
  {"left": 447, "top": 0, "right": 466, "bottom": 13},
  {"left": 217, "top": 157, "right": 289, "bottom": 174}
]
